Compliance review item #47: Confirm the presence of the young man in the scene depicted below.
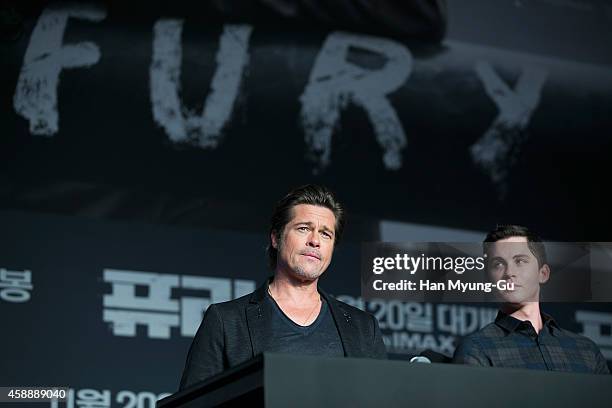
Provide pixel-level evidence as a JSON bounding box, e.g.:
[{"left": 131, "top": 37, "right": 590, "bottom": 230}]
[
  {"left": 179, "top": 184, "right": 387, "bottom": 389},
  {"left": 453, "top": 225, "right": 609, "bottom": 374}
]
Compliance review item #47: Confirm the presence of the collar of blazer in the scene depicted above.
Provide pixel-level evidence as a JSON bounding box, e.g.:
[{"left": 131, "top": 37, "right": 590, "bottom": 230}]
[{"left": 245, "top": 277, "right": 360, "bottom": 357}]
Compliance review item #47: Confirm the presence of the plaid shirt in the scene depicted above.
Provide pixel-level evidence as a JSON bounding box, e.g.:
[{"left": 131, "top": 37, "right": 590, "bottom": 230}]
[{"left": 453, "top": 311, "right": 610, "bottom": 374}]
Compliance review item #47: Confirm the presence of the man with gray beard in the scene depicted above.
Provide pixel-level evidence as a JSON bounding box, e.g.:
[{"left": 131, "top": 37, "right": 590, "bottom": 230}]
[{"left": 179, "top": 184, "right": 387, "bottom": 389}]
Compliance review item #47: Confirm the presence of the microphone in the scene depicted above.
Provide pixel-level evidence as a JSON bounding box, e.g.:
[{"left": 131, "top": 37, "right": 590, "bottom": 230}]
[{"left": 409, "top": 355, "right": 432, "bottom": 363}]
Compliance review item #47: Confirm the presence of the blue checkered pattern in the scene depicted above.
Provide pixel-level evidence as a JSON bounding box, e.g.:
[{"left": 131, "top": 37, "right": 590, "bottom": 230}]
[{"left": 453, "top": 311, "right": 610, "bottom": 374}]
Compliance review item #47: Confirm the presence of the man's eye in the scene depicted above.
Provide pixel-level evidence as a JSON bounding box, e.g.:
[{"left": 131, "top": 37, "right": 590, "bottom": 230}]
[
  {"left": 321, "top": 232, "right": 332, "bottom": 239},
  {"left": 517, "top": 259, "right": 527, "bottom": 265},
  {"left": 298, "top": 226, "right": 309, "bottom": 232}
]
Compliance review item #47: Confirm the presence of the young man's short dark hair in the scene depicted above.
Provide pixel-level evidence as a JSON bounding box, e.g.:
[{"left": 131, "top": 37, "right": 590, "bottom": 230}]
[
  {"left": 483, "top": 224, "right": 547, "bottom": 267},
  {"left": 267, "top": 184, "right": 345, "bottom": 269}
]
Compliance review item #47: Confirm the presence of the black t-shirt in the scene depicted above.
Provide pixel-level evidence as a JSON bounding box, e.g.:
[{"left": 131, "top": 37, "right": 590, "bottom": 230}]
[{"left": 262, "top": 292, "right": 344, "bottom": 357}]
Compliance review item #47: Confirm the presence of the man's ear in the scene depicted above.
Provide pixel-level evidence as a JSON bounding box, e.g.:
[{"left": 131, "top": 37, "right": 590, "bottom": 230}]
[
  {"left": 539, "top": 264, "right": 551, "bottom": 284},
  {"left": 271, "top": 231, "right": 278, "bottom": 249}
]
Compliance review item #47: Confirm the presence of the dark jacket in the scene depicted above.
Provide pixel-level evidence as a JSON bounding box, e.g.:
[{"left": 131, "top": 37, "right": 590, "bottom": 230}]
[{"left": 179, "top": 279, "right": 387, "bottom": 389}]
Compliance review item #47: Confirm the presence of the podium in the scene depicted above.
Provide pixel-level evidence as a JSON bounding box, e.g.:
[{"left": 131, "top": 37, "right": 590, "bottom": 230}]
[{"left": 158, "top": 353, "right": 612, "bottom": 407}]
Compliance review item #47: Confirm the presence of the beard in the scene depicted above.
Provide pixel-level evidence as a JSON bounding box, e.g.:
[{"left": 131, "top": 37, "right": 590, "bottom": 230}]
[
  {"left": 291, "top": 262, "right": 325, "bottom": 281},
  {"left": 275, "top": 236, "right": 328, "bottom": 282}
]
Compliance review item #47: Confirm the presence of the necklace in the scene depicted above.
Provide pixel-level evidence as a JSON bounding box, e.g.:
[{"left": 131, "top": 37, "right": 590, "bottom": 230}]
[{"left": 268, "top": 284, "right": 321, "bottom": 326}]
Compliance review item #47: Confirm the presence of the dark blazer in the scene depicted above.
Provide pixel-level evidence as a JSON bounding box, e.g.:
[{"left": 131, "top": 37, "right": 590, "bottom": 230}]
[{"left": 179, "top": 279, "right": 387, "bottom": 389}]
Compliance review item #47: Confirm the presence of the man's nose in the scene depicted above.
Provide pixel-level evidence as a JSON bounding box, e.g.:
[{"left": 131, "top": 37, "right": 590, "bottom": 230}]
[
  {"left": 306, "top": 231, "right": 320, "bottom": 247},
  {"left": 503, "top": 264, "right": 517, "bottom": 278}
]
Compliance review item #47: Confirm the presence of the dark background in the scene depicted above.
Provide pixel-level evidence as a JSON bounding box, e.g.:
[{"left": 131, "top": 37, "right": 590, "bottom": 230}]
[{"left": 1, "top": 0, "right": 611, "bottom": 405}]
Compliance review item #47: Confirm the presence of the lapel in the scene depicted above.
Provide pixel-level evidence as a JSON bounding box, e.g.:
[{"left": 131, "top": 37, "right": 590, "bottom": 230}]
[
  {"left": 245, "top": 279, "right": 270, "bottom": 357},
  {"left": 320, "top": 288, "right": 359, "bottom": 357}
]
